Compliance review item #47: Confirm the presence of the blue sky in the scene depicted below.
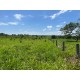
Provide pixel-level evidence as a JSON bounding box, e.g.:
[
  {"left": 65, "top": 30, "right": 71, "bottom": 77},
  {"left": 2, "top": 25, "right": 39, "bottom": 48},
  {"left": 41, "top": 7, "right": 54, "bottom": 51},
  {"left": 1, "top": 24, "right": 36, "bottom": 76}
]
[{"left": 0, "top": 10, "right": 80, "bottom": 35}]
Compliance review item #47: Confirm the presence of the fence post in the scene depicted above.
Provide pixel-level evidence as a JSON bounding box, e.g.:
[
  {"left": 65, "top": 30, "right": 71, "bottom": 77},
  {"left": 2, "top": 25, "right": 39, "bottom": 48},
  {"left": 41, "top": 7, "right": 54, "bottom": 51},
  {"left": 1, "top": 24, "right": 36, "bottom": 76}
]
[
  {"left": 62, "top": 41, "right": 65, "bottom": 51},
  {"left": 76, "top": 44, "right": 80, "bottom": 57},
  {"left": 56, "top": 40, "right": 57, "bottom": 46}
]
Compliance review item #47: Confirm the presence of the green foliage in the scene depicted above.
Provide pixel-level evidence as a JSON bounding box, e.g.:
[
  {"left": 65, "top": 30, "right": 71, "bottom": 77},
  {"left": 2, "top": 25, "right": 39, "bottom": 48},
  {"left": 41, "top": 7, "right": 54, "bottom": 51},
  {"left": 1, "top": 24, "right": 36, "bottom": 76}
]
[
  {"left": 51, "top": 35, "right": 56, "bottom": 39},
  {"left": 60, "top": 22, "right": 79, "bottom": 36},
  {"left": 0, "top": 37, "right": 80, "bottom": 69}
]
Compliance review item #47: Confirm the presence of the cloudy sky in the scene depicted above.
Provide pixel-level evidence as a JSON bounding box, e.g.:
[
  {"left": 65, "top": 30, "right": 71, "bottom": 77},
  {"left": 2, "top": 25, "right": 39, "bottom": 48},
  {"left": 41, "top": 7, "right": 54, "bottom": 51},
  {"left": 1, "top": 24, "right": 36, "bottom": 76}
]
[{"left": 0, "top": 10, "right": 80, "bottom": 35}]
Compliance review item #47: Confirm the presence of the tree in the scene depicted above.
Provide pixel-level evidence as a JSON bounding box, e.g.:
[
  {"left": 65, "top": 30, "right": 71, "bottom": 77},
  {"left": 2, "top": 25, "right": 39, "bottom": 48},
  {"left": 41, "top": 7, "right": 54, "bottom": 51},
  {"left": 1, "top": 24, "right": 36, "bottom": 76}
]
[
  {"left": 75, "top": 23, "right": 80, "bottom": 36},
  {"left": 60, "top": 22, "right": 80, "bottom": 40},
  {"left": 76, "top": 28, "right": 80, "bottom": 36},
  {"left": 0, "top": 33, "right": 8, "bottom": 36},
  {"left": 60, "top": 22, "right": 77, "bottom": 36},
  {"left": 51, "top": 35, "right": 56, "bottom": 39}
]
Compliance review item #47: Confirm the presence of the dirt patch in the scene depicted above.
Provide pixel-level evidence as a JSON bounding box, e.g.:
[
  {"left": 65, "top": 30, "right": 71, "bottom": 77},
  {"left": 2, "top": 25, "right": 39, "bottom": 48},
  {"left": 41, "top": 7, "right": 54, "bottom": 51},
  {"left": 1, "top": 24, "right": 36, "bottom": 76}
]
[{"left": 66, "top": 56, "right": 78, "bottom": 64}]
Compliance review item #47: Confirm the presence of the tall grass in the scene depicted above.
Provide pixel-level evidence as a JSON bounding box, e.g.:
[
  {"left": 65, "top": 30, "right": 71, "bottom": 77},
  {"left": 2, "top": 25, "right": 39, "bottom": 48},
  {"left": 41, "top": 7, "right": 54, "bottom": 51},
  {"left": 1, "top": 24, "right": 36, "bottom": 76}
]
[{"left": 0, "top": 37, "right": 80, "bottom": 69}]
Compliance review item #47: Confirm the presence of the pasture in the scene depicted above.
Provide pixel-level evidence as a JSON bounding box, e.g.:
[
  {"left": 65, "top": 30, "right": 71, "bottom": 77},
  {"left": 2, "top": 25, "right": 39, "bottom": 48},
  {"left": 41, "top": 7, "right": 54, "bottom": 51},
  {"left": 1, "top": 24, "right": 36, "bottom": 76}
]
[{"left": 0, "top": 36, "right": 80, "bottom": 70}]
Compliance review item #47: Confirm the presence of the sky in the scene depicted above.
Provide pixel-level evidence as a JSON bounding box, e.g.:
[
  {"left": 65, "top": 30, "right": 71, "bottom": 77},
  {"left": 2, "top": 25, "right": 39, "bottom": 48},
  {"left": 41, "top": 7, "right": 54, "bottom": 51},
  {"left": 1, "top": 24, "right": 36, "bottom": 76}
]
[{"left": 0, "top": 10, "right": 80, "bottom": 35}]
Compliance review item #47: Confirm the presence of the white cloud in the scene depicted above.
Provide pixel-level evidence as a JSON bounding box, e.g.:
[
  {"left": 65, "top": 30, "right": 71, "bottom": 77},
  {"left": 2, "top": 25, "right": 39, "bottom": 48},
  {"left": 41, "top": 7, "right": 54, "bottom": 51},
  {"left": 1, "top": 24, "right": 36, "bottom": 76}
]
[
  {"left": 53, "top": 31, "right": 62, "bottom": 35},
  {"left": 50, "top": 10, "right": 68, "bottom": 20},
  {"left": 14, "top": 14, "right": 24, "bottom": 20},
  {"left": 63, "top": 21, "right": 66, "bottom": 24},
  {"left": 43, "top": 26, "right": 53, "bottom": 31},
  {"left": 56, "top": 25, "right": 62, "bottom": 28},
  {"left": 8, "top": 22, "right": 18, "bottom": 25},
  {"left": 43, "top": 25, "right": 53, "bottom": 32},
  {"left": 0, "top": 22, "right": 8, "bottom": 26},
  {"left": 47, "top": 25, "right": 53, "bottom": 30},
  {"left": 50, "top": 14, "right": 57, "bottom": 20},
  {"left": 0, "top": 22, "right": 18, "bottom": 26}
]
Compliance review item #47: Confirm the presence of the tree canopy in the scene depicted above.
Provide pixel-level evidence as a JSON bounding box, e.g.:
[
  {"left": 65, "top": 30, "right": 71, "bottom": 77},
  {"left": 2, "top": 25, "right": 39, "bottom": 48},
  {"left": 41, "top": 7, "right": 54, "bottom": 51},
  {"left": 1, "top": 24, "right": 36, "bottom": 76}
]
[{"left": 60, "top": 22, "right": 80, "bottom": 36}]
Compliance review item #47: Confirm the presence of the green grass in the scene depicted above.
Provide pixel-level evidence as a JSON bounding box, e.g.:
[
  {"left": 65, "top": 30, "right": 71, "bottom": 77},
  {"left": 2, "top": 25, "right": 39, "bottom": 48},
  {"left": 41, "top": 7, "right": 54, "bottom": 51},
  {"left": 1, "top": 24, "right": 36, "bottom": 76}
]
[{"left": 0, "top": 37, "right": 80, "bottom": 70}]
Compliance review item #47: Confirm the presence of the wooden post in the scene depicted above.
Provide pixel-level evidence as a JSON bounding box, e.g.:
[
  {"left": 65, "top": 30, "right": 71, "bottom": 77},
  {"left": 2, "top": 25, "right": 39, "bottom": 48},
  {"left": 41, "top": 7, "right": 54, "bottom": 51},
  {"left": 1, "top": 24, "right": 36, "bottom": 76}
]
[
  {"left": 62, "top": 41, "right": 65, "bottom": 51},
  {"left": 56, "top": 40, "right": 57, "bottom": 46},
  {"left": 76, "top": 44, "right": 80, "bottom": 57}
]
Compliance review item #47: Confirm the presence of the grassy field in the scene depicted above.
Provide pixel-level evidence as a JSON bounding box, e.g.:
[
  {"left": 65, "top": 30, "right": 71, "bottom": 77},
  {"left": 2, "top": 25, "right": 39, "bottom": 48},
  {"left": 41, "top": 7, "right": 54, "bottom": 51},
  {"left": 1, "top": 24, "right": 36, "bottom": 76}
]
[{"left": 0, "top": 37, "right": 80, "bottom": 70}]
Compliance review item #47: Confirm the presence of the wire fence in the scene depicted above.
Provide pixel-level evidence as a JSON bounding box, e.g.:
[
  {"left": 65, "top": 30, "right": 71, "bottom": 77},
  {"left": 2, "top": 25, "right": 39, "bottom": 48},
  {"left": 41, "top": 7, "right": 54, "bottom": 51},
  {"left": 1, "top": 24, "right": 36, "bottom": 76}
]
[{"left": 55, "top": 40, "right": 80, "bottom": 58}]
